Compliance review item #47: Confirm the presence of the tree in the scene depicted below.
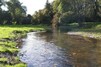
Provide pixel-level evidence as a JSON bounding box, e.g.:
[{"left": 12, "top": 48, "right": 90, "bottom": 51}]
[
  {"left": 94, "top": 0, "right": 101, "bottom": 21},
  {"left": 52, "top": 0, "right": 101, "bottom": 27},
  {"left": 3, "top": 11, "right": 12, "bottom": 24},
  {"left": 21, "top": 14, "right": 32, "bottom": 24},
  {"left": 0, "top": 0, "right": 5, "bottom": 24},
  {"left": 53, "top": 0, "right": 60, "bottom": 13},
  {"left": 6, "top": 0, "right": 27, "bottom": 24},
  {"left": 32, "top": 0, "right": 54, "bottom": 25}
]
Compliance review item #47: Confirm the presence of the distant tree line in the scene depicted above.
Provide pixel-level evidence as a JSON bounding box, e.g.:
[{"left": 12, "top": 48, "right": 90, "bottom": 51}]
[
  {"left": 32, "top": 0, "right": 101, "bottom": 27},
  {"left": 0, "top": 0, "right": 54, "bottom": 25},
  {"left": 0, "top": 0, "right": 32, "bottom": 25},
  {"left": 0, "top": 0, "right": 101, "bottom": 26},
  {"left": 52, "top": 0, "right": 101, "bottom": 27},
  {"left": 32, "top": 0, "right": 54, "bottom": 25}
]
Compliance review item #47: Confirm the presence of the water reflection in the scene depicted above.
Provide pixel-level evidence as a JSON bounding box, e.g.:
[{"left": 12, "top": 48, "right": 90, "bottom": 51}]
[
  {"left": 19, "top": 32, "right": 72, "bottom": 67},
  {"left": 19, "top": 32, "right": 101, "bottom": 67}
]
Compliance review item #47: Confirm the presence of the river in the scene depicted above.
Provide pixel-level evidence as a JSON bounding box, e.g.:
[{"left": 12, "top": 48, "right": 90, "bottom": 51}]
[{"left": 18, "top": 31, "right": 101, "bottom": 67}]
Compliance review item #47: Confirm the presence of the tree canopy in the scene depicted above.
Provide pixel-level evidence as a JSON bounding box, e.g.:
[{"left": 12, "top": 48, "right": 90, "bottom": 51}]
[
  {"left": 0, "top": 0, "right": 101, "bottom": 26},
  {"left": 52, "top": 0, "right": 101, "bottom": 26},
  {"left": 6, "top": 0, "right": 27, "bottom": 24}
]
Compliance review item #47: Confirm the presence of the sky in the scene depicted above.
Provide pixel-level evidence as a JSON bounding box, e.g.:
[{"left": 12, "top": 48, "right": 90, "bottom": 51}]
[
  {"left": 3, "top": 0, "right": 54, "bottom": 15},
  {"left": 19, "top": 0, "right": 54, "bottom": 15}
]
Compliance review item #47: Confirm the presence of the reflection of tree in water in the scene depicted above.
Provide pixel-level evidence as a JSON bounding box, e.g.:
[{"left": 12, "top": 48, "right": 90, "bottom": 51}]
[{"left": 36, "top": 32, "right": 101, "bottom": 67}]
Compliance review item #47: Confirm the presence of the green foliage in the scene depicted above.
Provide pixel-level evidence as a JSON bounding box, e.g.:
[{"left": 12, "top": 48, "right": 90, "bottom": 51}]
[
  {"left": 0, "top": 25, "right": 46, "bottom": 53},
  {"left": 6, "top": 64, "right": 26, "bottom": 67},
  {"left": 0, "top": 11, "right": 12, "bottom": 24},
  {"left": 0, "top": 0, "right": 101, "bottom": 26},
  {"left": 0, "top": 0, "right": 4, "bottom": 7},
  {"left": 50, "top": 0, "right": 101, "bottom": 27},
  {"left": 57, "top": 2, "right": 63, "bottom": 13},
  {"left": 53, "top": 0, "right": 60, "bottom": 12},
  {"left": 59, "top": 12, "right": 74, "bottom": 24},
  {"left": 0, "top": 58, "right": 8, "bottom": 62},
  {"left": 6, "top": 0, "right": 26, "bottom": 24},
  {"left": 32, "top": 1, "right": 54, "bottom": 25},
  {"left": 0, "top": 25, "right": 47, "bottom": 67},
  {"left": 95, "top": 24, "right": 101, "bottom": 29},
  {"left": 0, "top": 0, "right": 5, "bottom": 24}
]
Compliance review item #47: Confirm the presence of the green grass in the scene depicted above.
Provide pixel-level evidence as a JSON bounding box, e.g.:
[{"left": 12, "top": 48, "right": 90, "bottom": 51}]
[
  {"left": 0, "top": 25, "right": 47, "bottom": 67},
  {"left": 0, "top": 25, "right": 47, "bottom": 52},
  {"left": 5, "top": 63, "right": 27, "bottom": 67},
  {"left": 0, "top": 46, "right": 8, "bottom": 52},
  {"left": 0, "top": 58, "right": 8, "bottom": 62},
  {"left": 0, "top": 63, "right": 27, "bottom": 67},
  {"left": 0, "top": 25, "right": 46, "bottom": 39}
]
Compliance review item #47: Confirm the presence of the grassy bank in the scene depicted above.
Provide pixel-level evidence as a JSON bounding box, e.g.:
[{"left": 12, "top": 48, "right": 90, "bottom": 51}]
[
  {"left": 68, "top": 23, "right": 101, "bottom": 39},
  {"left": 0, "top": 25, "right": 47, "bottom": 67}
]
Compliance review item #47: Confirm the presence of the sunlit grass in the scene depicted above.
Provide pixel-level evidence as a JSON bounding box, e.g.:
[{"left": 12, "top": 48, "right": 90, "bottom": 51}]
[
  {"left": 5, "top": 63, "right": 27, "bottom": 67},
  {"left": 0, "top": 63, "right": 26, "bottom": 67},
  {"left": 0, "top": 58, "right": 8, "bottom": 62},
  {"left": 0, "top": 25, "right": 47, "bottom": 52},
  {"left": 0, "top": 56, "right": 25, "bottom": 67},
  {"left": 0, "top": 25, "right": 47, "bottom": 67},
  {"left": 0, "top": 25, "right": 46, "bottom": 39},
  {"left": 0, "top": 41, "right": 16, "bottom": 48},
  {"left": 0, "top": 46, "right": 8, "bottom": 52}
]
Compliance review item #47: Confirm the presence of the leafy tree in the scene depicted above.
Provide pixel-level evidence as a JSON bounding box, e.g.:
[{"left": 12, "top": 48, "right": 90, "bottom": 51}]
[
  {"left": 32, "top": 0, "right": 53, "bottom": 25},
  {"left": 52, "top": 0, "right": 101, "bottom": 27},
  {"left": 21, "top": 14, "right": 32, "bottom": 24},
  {"left": 0, "top": 0, "right": 3, "bottom": 8},
  {"left": 94, "top": 0, "right": 101, "bottom": 21},
  {"left": 4, "top": 11, "right": 12, "bottom": 24},
  {"left": 0, "top": 0, "right": 5, "bottom": 24},
  {"left": 0, "top": 11, "right": 12, "bottom": 24},
  {"left": 6, "top": 0, "right": 26, "bottom": 24},
  {"left": 53, "top": 0, "right": 60, "bottom": 13}
]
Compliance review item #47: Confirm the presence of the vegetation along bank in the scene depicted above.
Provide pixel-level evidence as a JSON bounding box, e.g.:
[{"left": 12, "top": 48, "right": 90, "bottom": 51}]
[{"left": 0, "top": 25, "right": 47, "bottom": 67}]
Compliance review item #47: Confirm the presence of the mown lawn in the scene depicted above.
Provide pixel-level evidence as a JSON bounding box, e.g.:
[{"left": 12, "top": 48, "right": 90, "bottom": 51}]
[{"left": 0, "top": 25, "right": 47, "bottom": 67}]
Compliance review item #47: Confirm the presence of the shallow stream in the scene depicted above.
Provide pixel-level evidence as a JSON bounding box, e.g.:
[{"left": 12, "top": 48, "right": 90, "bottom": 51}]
[{"left": 18, "top": 32, "right": 101, "bottom": 67}]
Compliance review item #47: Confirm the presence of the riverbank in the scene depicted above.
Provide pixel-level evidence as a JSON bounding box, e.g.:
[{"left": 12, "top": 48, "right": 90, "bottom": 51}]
[
  {"left": 0, "top": 25, "right": 47, "bottom": 67},
  {"left": 67, "top": 24, "right": 101, "bottom": 39}
]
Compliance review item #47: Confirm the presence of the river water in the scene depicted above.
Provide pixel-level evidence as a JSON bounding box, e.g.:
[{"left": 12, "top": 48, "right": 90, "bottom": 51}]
[{"left": 18, "top": 32, "right": 101, "bottom": 67}]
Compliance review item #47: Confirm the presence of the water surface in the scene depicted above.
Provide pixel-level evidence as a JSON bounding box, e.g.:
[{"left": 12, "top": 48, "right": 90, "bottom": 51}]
[{"left": 19, "top": 32, "right": 101, "bottom": 67}]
